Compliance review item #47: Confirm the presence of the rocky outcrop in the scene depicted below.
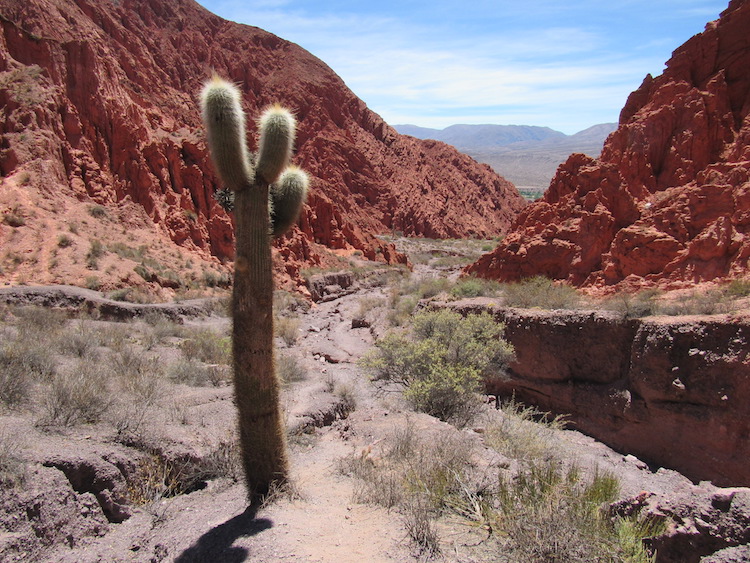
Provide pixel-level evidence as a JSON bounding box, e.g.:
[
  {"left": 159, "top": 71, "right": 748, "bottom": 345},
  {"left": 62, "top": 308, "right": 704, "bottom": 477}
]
[
  {"left": 467, "top": 0, "right": 750, "bottom": 292},
  {"left": 611, "top": 485, "right": 750, "bottom": 563},
  {"left": 443, "top": 299, "right": 750, "bottom": 488},
  {"left": 0, "top": 0, "right": 525, "bottom": 292}
]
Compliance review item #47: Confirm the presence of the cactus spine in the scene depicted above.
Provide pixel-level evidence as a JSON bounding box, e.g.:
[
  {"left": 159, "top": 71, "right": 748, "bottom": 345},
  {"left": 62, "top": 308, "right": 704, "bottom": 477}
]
[{"left": 200, "top": 76, "right": 308, "bottom": 502}]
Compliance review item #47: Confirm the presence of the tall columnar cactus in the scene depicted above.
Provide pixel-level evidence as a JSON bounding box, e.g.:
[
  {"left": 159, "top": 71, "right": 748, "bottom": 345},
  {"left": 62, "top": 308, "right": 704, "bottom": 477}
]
[{"left": 200, "top": 76, "right": 309, "bottom": 502}]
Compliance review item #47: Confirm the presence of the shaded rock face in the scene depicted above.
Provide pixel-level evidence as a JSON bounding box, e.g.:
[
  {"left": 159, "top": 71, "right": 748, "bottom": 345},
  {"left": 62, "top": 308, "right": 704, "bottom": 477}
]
[
  {"left": 0, "top": 0, "right": 526, "bottom": 290},
  {"left": 445, "top": 300, "right": 750, "bottom": 488},
  {"left": 467, "top": 0, "right": 750, "bottom": 292}
]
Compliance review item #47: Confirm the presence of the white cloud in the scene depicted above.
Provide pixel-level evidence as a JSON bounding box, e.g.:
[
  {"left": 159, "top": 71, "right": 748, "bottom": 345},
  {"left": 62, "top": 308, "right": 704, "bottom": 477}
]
[{"left": 198, "top": 0, "right": 720, "bottom": 133}]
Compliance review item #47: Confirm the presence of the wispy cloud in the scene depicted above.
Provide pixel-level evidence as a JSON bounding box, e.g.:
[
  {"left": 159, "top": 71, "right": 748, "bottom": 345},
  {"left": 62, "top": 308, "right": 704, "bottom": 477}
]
[{"left": 200, "top": 0, "right": 727, "bottom": 134}]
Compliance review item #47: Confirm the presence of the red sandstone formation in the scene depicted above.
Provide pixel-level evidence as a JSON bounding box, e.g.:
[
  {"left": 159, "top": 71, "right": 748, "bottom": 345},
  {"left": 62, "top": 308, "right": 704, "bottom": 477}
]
[
  {"left": 0, "top": 0, "right": 525, "bottom": 293},
  {"left": 467, "top": 0, "right": 750, "bottom": 292}
]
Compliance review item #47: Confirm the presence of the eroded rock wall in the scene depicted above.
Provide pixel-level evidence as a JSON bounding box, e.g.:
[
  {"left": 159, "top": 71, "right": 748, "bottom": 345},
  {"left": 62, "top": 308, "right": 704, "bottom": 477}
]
[
  {"left": 446, "top": 299, "right": 750, "bottom": 487},
  {"left": 467, "top": 0, "right": 750, "bottom": 292}
]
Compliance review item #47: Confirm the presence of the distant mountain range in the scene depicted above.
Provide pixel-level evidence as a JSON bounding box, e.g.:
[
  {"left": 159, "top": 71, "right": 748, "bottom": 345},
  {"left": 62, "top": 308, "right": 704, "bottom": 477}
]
[{"left": 394, "top": 123, "right": 618, "bottom": 197}]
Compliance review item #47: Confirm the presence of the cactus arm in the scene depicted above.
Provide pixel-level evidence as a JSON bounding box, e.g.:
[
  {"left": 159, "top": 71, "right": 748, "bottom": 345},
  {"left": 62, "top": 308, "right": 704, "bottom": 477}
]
[
  {"left": 270, "top": 166, "right": 309, "bottom": 237},
  {"left": 255, "top": 105, "right": 295, "bottom": 185},
  {"left": 200, "top": 77, "right": 254, "bottom": 191}
]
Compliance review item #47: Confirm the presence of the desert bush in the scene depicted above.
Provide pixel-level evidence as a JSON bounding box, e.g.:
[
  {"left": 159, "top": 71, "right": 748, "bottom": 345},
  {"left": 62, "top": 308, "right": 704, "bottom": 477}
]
[
  {"left": 167, "top": 357, "right": 227, "bottom": 388},
  {"left": 0, "top": 429, "right": 25, "bottom": 487},
  {"left": 0, "top": 345, "right": 35, "bottom": 406},
  {"left": 362, "top": 309, "right": 513, "bottom": 425},
  {"left": 275, "top": 316, "right": 300, "bottom": 346},
  {"left": 724, "top": 278, "right": 750, "bottom": 298},
  {"left": 86, "top": 239, "right": 105, "bottom": 269},
  {"left": 0, "top": 336, "right": 56, "bottom": 406},
  {"left": 341, "top": 421, "right": 475, "bottom": 553},
  {"left": 450, "top": 277, "right": 501, "bottom": 299},
  {"left": 57, "top": 234, "right": 73, "bottom": 248},
  {"left": 179, "top": 328, "right": 230, "bottom": 364},
  {"left": 656, "top": 289, "right": 730, "bottom": 316},
  {"left": 39, "top": 359, "right": 111, "bottom": 426},
  {"left": 87, "top": 204, "right": 107, "bottom": 218},
  {"left": 485, "top": 397, "right": 568, "bottom": 462},
  {"left": 57, "top": 321, "right": 99, "bottom": 358},
  {"left": 11, "top": 305, "right": 67, "bottom": 334},
  {"left": 602, "top": 289, "right": 662, "bottom": 318},
  {"left": 502, "top": 276, "right": 581, "bottom": 309},
  {"left": 494, "top": 461, "right": 622, "bottom": 561},
  {"left": 356, "top": 295, "right": 386, "bottom": 319},
  {"left": 107, "top": 287, "right": 155, "bottom": 304},
  {"left": 277, "top": 352, "right": 307, "bottom": 385},
  {"left": 111, "top": 347, "right": 164, "bottom": 437}
]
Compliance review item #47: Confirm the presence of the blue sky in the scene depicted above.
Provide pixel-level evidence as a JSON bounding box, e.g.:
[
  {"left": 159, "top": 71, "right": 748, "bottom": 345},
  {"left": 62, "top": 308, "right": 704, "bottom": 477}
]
[{"left": 195, "top": 0, "right": 728, "bottom": 134}]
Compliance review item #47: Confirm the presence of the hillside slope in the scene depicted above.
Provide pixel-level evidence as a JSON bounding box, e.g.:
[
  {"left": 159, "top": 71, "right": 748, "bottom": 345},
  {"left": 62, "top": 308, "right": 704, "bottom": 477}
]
[
  {"left": 0, "top": 0, "right": 526, "bottom": 294},
  {"left": 468, "top": 0, "right": 750, "bottom": 292}
]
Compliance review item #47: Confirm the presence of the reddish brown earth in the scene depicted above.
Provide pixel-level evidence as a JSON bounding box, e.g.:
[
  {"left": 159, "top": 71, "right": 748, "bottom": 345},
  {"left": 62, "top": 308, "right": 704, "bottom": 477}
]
[
  {"left": 0, "top": 0, "right": 525, "bottom": 295},
  {"left": 444, "top": 298, "right": 750, "bottom": 489},
  {"left": 467, "top": 0, "right": 750, "bottom": 293}
]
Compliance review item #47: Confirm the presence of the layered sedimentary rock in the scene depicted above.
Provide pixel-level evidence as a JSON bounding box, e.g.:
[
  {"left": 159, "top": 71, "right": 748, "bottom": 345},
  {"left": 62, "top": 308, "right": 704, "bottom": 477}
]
[
  {"left": 0, "top": 0, "right": 525, "bottom": 291},
  {"left": 445, "top": 299, "right": 750, "bottom": 487},
  {"left": 468, "top": 0, "right": 750, "bottom": 292}
]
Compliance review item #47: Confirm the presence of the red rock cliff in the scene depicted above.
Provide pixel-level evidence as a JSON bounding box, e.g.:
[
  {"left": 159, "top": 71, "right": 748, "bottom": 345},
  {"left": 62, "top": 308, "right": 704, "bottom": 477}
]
[
  {"left": 467, "top": 0, "right": 750, "bottom": 292},
  {"left": 0, "top": 0, "right": 526, "bottom": 292}
]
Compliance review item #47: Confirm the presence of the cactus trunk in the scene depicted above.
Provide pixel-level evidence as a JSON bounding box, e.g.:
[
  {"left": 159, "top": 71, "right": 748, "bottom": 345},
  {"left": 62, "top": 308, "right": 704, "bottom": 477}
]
[{"left": 232, "top": 179, "right": 289, "bottom": 499}]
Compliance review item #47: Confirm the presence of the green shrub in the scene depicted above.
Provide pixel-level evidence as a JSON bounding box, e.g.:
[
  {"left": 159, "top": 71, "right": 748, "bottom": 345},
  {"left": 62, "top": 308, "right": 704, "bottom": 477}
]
[
  {"left": 179, "top": 328, "right": 231, "bottom": 364},
  {"left": 450, "top": 277, "right": 500, "bottom": 299},
  {"left": 725, "top": 278, "right": 750, "bottom": 298},
  {"left": 361, "top": 309, "right": 513, "bottom": 425},
  {"left": 502, "top": 276, "right": 581, "bottom": 309},
  {"left": 57, "top": 234, "right": 73, "bottom": 248},
  {"left": 0, "top": 429, "right": 25, "bottom": 487},
  {"left": 87, "top": 205, "right": 107, "bottom": 218}
]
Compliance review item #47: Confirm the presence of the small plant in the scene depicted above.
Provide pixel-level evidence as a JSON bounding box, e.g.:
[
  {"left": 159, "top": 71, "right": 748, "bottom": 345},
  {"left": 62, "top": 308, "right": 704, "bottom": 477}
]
[
  {"left": 179, "top": 328, "right": 231, "bottom": 365},
  {"left": 111, "top": 347, "right": 164, "bottom": 438},
  {"left": 87, "top": 204, "right": 107, "bottom": 218},
  {"left": 502, "top": 276, "right": 581, "bottom": 309},
  {"left": 485, "top": 396, "right": 569, "bottom": 462},
  {"left": 85, "top": 276, "right": 101, "bottom": 291},
  {"left": 39, "top": 359, "right": 111, "bottom": 426},
  {"left": 724, "top": 278, "right": 750, "bottom": 298},
  {"left": 0, "top": 429, "right": 25, "bottom": 487},
  {"left": 2, "top": 207, "right": 26, "bottom": 227},
  {"left": 275, "top": 315, "right": 300, "bottom": 346},
  {"left": 167, "top": 358, "right": 215, "bottom": 387},
  {"left": 361, "top": 309, "right": 513, "bottom": 426},
  {"left": 57, "top": 234, "right": 74, "bottom": 248},
  {"left": 450, "top": 277, "right": 500, "bottom": 299},
  {"left": 0, "top": 344, "right": 35, "bottom": 406},
  {"left": 86, "top": 239, "right": 105, "bottom": 269},
  {"left": 341, "top": 421, "right": 475, "bottom": 553},
  {"left": 277, "top": 352, "right": 307, "bottom": 385}
]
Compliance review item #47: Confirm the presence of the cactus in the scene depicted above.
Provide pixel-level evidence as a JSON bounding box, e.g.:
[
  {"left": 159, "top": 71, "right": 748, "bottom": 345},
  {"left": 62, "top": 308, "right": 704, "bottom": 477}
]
[{"left": 200, "top": 76, "right": 308, "bottom": 502}]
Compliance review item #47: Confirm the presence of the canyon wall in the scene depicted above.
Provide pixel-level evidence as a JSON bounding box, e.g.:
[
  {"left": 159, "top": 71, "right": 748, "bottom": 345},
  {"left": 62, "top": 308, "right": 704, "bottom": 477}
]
[
  {"left": 468, "top": 0, "right": 750, "bottom": 293},
  {"left": 0, "top": 0, "right": 525, "bottom": 292},
  {"left": 446, "top": 299, "right": 750, "bottom": 487}
]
